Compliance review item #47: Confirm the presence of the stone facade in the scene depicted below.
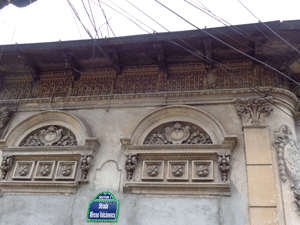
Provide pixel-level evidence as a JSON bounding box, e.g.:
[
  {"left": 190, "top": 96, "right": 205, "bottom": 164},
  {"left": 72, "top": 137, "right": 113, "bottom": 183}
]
[{"left": 0, "top": 21, "right": 300, "bottom": 224}]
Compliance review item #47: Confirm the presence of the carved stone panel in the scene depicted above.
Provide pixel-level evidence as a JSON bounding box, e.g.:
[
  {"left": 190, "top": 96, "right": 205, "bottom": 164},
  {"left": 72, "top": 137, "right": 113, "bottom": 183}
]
[
  {"left": 12, "top": 161, "right": 35, "bottom": 180},
  {"left": 34, "top": 161, "right": 56, "bottom": 180},
  {"left": 167, "top": 160, "right": 189, "bottom": 181},
  {"left": 192, "top": 160, "right": 214, "bottom": 181},
  {"left": 20, "top": 126, "right": 78, "bottom": 147},
  {"left": 55, "top": 161, "right": 78, "bottom": 180},
  {"left": 141, "top": 160, "right": 164, "bottom": 181},
  {"left": 144, "top": 122, "right": 212, "bottom": 145}
]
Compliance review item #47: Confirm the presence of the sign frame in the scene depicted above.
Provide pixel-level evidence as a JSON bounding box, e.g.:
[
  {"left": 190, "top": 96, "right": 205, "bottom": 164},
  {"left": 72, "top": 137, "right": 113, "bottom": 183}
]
[{"left": 87, "top": 192, "right": 120, "bottom": 223}]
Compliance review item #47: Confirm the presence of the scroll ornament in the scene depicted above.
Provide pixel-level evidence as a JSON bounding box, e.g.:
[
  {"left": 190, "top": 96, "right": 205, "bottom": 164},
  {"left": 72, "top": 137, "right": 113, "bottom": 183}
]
[
  {"left": 20, "top": 126, "right": 78, "bottom": 147},
  {"left": 125, "top": 154, "right": 137, "bottom": 181},
  {"left": 218, "top": 153, "right": 230, "bottom": 182},
  {"left": 274, "top": 125, "right": 300, "bottom": 214},
  {"left": 144, "top": 122, "right": 212, "bottom": 145},
  {"left": 0, "top": 155, "right": 13, "bottom": 180},
  {"left": 235, "top": 98, "right": 273, "bottom": 125},
  {"left": 79, "top": 154, "right": 93, "bottom": 182}
]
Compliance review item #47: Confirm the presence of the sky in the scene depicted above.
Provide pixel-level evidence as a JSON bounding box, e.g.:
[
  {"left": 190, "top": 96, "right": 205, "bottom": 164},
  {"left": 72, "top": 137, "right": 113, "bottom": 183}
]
[{"left": 0, "top": 0, "right": 300, "bottom": 45}]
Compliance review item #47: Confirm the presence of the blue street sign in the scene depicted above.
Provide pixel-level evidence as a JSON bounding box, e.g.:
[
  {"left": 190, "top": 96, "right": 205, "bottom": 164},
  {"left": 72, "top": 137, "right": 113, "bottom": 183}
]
[{"left": 87, "top": 192, "right": 120, "bottom": 222}]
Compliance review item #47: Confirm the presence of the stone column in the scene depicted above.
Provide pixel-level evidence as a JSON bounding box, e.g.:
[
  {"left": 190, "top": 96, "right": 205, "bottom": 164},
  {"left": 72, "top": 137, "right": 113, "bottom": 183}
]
[{"left": 235, "top": 98, "right": 282, "bottom": 225}]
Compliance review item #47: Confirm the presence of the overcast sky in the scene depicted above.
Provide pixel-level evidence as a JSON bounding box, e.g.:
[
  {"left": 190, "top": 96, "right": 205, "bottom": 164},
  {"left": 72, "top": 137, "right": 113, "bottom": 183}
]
[{"left": 0, "top": 0, "right": 300, "bottom": 45}]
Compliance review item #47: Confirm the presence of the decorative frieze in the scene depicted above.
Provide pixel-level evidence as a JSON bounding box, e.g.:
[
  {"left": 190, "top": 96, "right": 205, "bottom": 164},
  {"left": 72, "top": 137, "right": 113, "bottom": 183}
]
[
  {"left": 20, "top": 126, "right": 78, "bottom": 147},
  {"left": 192, "top": 160, "right": 213, "bottom": 181},
  {"left": 142, "top": 160, "right": 164, "bottom": 181},
  {"left": 144, "top": 122, "right": 212, "bottom": 145},
  {"left": 274, "top": 125, "right": 300, "bottom": 214},
  {"left": 34, "top": 161, "right": 56, "bottom": 180},
  {"left": 235, "top": 97, "right": 273, "bottom": 125},
  {"left": 12, "top": 161, "right": 35, "bottom": 180},
  {"left": 0, "top": 155, "right": 13, "bottom": 180}
]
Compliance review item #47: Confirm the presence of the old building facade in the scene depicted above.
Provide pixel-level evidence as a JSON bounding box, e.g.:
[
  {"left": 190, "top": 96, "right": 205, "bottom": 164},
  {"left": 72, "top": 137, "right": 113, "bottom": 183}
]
[{"left": 0, "top": 20, "right": 300, "bottom": 224}]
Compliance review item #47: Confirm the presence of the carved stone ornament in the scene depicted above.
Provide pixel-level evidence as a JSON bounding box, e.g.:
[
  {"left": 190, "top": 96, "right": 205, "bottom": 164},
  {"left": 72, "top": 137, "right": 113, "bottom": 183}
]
[
  {"left": 147, "top": 165, "right": 159, "bottom": 177},
  {"left": 79, "top": 154, "right": 93, "bottom": 182},
  {"left": 0, "top": 107, "right": 12, "bottom": 130},
  {"left": 19, "top": 165, "right": 29, "bottom": 176},
  {"left": 40, "top": 165, "right": 51, "bottom": 176},
  {"left": 144, "top": 122, "right": 212, "bottom": 145},
  {"left": 125, "top": 154, "right": 137, "bottom": 181},
  {"left": 20, "top": 125, "right": 78, "bottom": 147},
  {"left": 172, "top": 165, "right": 184, "bottom": 177},
  {"left": 197, "top": 165, "right": 209, "bottom": 177},
  {"left": 274, "top": 125, "right": 300, "bottom": 214},
  {"left": 218, "top": 153, "right": 230, "bottom": 182},
  {"left": 0, "top": 155, "right": 13, "bottom": 180},
  {"left": 235, "top": 98, "right": 273, "bottom": 125},
  {"left": 61, "top": 165, "right": 73, "bottom": 177}
]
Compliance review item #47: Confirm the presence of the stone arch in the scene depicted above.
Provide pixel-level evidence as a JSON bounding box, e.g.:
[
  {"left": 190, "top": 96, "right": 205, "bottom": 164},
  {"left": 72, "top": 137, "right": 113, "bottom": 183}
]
[
  {"left": 129, "top": 105, "right": 232, "bottom": 145},
  {"left": 1, "top": 110, "right": 93, "bottom": 147}
]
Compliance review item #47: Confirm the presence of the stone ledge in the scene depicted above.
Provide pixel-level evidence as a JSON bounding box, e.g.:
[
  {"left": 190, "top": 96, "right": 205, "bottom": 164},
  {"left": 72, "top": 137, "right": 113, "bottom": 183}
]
[
  {"left": 0, "top": 181, "right": 78, "bottom": 196},
  {"left": 123, "top": 182, "right": 231, "bottom": 196}
]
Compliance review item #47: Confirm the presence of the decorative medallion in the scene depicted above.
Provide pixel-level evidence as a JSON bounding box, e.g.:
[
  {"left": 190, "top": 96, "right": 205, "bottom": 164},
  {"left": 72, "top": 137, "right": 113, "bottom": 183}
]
[
  {"left": 144, "top": 122, "right": 212, "bottom": 145},
  {"left": 19, "top": 165, "right": 30, "bottom": 176},
  {"left": 197, "top": 165, "right": 209, "bottom": 177},
  {"left": 20, "top": 126, "right": 78, "bottom": 147},
  {"left": 274, "top": 125, "right": 300, "bottom": 214},
  {"left": 172, "top": 165, "right": 184, "bottom": 177},
  {"left": 61, "top": 165, "right": 73, "bottom": 176},
  {"left": 40, "top": 165, "right": 51, "bottom": 176},
  {"left": 147, "top": 165, "right": 159, "bottom": 177}
]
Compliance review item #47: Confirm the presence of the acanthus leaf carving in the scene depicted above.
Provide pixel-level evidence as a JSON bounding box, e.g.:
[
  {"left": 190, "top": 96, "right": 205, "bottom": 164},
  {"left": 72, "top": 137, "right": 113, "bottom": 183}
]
[
  {"left": 274, "top": 125, "right": 300, "bottom": 214},
  {"left": 144, "top": 122, "right": 212, "bottom": 145},
  {"left": 235, "top": 98, "right": 273, "bottom": 125},
  {"left": 20, "top": 126, "right": 78, "bottom": 147},
  {"left": 125, "top": 154, "right": 137, "bottom": 181},
  {"left": 0, "top": 155, "right": 13, "bottom": 180}
]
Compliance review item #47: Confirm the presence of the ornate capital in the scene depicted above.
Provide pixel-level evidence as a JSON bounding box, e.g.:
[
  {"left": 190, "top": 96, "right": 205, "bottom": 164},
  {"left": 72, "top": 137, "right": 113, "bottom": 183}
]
[
  {"left": 274, "top": 125, "right": 300, "bottom": 214},
  {"left": 234, "top": 97, "right": 273, "bottom": 126}
]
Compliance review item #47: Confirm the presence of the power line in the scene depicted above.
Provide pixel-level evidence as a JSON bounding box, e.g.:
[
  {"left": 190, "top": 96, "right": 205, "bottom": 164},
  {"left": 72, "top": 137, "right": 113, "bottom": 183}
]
[
  {"left": 94, "top": 0, "right": 297, "bottom": 121},
  {"left": 156, "top": 0, "right": 300, "bottom": 88},
  {"left": 238, "top": 0, "right": 300, "bottom": 56},
  {"left": 98, "top": 0, "right": 115, "bottom": 37}
]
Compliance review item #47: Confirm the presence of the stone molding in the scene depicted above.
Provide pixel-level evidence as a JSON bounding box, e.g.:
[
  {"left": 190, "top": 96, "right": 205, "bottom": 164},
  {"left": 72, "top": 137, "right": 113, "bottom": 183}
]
[
  {"left": 0, "top": 110, "right": 99, "bottom": 196},
  {"left": 234, "top": 97, "right": 273, "bottom": 126},
  {"left": 274, "top": 125, "right": 300, "bottom": 214},
  {"left": 122, "top": 105, "right": 236, "bottom": 195}
]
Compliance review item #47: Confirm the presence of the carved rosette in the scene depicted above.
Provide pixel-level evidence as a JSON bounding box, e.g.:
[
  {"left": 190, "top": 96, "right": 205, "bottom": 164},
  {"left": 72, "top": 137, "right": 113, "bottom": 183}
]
[
  {"left": 144, "top": 122, "right": 212, "bottom": 145},
  {"left": 218, "top": 154, "right": 230, "bottom": 182},
  {"left": 235, "top": 98, "right": 273, "bottom": 125},
  {"left": 79, "top": 154, "right": 93, "bottom": 182},
  {"left": 125, "top": 154, "right": 137, "bottom": 181},
  {"left": 197, "top": 165, "right": 209, "bottom": 177},
  {"left": 20, "top": 126, "right": 78, "bottom": 147},
  {"left": 0, "top": 155, "right": 13, "bottom": 180},
  {"left": 274, "top": 125, "right": 300, "bottom": 214}
]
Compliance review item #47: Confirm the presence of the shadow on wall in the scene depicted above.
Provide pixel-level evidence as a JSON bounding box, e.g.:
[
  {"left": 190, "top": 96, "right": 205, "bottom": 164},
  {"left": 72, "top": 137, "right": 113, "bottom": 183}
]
[{"left": 93, "top": 160, "right": 122, "bottom": 192}]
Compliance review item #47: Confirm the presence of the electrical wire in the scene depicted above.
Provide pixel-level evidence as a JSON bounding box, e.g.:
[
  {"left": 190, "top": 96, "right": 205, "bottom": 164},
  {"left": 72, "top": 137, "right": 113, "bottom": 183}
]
[
  {"left": 68, "top": 1, "right": 83, "bottom": 39},
  {"left": 156, "top": 0, "right": 300, "bottom": 88},
  {"left": 93, "top": 0, "right": 297, "bottom": 121},
  {"left": 238, "top": 0, "right": 300, "bottom": 56}
]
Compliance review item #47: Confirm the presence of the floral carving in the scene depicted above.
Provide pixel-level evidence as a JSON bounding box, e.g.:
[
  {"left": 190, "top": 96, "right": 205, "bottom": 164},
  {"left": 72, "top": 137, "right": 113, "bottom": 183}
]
[
  {"left": 144, "top": 122, "right": 212, "bottom": 145},
  {"left": 79, "top": 154, "right": 93, "bottom": 182},
  {"left": 125, "top": 154, "right": 137, "bottom": 181},
  {"left": 147, "top": 165, "right": 159, "bottom": 177},
  {"left": 20, "top": 126, "right": 78, "bottom": 147},
  {"left": 0, "top": 155, "right": 13, "bottom": 180},
  {"left": 61, "top": 165, "right": 73, "bottom": 177},
  {"left": 40, "top": 165, "right": 51, "bottom": 176},
  {"left": 274, "top": 125, "right": 300, "bottom": 214},
  {"left": 235, "top": 98, "right": 273, "bottom": 125},
  {"left": 19, "top": 165, "right": 30, "bottom": 176},
  {"left": 197, "top": 165, "right": 209, "bottom": 177},
  {"left": 172, "top": 165, "right": 184, "bottom": 177},
  {"left": 218, "top": 154, "right": 230, "bottom": 182}
]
